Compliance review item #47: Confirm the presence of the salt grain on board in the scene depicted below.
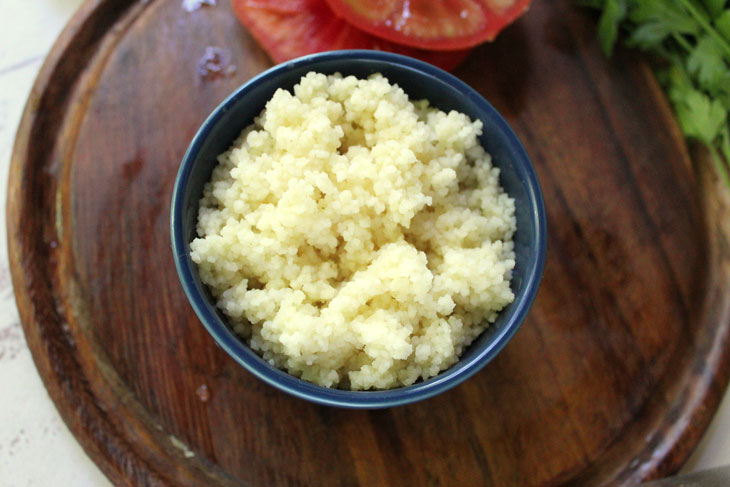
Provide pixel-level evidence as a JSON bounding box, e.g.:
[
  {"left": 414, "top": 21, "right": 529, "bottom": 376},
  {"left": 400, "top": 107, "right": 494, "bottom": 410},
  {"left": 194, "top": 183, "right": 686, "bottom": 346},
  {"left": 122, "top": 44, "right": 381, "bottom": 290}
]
[
  {"left": 197, "top": 46, "right": 236, "bottom": 79},
  {"left": 182, "top": 0, "right": 216, "bottom": 12},
  {"left": 195, "top": 384, "right": 210, "bottom": 402}
]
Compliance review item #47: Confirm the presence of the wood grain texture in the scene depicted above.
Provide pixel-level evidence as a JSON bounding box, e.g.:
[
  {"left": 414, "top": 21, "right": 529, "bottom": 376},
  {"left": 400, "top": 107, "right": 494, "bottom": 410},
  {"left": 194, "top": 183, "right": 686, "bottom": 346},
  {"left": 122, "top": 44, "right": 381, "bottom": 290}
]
[{"left": 7, "top": 0, "right": 730, "bottom": 486}]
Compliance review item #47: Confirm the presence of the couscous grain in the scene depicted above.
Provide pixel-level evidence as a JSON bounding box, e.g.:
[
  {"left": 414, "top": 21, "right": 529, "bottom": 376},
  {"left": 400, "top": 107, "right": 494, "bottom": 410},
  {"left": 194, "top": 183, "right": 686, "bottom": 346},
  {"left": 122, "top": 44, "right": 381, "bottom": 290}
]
[{"left": 190, "top": 72, "right": 516, "bottom": 390}]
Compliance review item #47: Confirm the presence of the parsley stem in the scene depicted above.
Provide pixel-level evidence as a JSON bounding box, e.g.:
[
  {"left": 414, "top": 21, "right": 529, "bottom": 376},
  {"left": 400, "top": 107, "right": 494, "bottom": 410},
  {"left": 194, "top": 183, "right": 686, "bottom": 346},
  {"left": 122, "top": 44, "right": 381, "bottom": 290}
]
[
  {"left": 677, "top": 0, "right": 730, "bottom": 59},
  {"left": 671, "top": 33, "right": 693, "bottom": 54}
]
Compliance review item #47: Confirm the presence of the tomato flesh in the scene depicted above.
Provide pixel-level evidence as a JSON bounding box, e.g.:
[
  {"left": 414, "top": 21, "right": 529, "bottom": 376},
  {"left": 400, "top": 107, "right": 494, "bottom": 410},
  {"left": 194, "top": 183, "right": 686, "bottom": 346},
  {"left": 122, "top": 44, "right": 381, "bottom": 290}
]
[
  {"left": 231, "top": 0, "right": 471, "bottom": 71},
  {"left": 324, "top": 0, "right": 531, "bottom": 50}
]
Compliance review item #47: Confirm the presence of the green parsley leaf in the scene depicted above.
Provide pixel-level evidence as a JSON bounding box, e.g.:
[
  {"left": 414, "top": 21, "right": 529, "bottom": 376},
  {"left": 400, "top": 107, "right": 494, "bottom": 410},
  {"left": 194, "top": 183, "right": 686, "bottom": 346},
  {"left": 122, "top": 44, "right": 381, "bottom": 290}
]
[
  {"left": 586, "top": 0, "right": 730, "bottom": 190},
  {"left": 626, "top": 20, "right": 675, "bottom": 47},
  {"left": 687, "top": 35, "right": 730, "bottom": 94},
  {"left": 629, "top": 0, "right": 698, "bottom": 36},
  {"left": 673, "top": 89, "right": 727, "bottom": 145},
  {"left": 597, "top": 0, "right": 628, "bottom": 56},
  {"left": 704, "top": 0, "right": 726, "bottom": 18},
  {"left": 716, "top": 10, "right": 730, "bottom": 40}
]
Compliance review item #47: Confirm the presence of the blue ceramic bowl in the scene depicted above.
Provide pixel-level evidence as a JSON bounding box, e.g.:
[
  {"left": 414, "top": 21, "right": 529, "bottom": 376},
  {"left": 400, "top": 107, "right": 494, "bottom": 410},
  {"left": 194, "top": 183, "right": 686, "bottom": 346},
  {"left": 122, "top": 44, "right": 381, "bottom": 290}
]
[{"left": 171, "top": 50, "right": 546, "bottom": 409}]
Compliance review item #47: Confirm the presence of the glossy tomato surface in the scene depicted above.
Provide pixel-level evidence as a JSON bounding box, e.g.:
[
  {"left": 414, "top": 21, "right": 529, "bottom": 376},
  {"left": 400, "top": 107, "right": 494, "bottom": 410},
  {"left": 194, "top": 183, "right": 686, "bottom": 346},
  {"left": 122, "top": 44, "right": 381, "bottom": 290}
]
[
  {"left": 325, "top": 0, "right": 531, "bottom": 50},
  {"left": 232, "top": 0, "right": 471, "bottom": 70}
]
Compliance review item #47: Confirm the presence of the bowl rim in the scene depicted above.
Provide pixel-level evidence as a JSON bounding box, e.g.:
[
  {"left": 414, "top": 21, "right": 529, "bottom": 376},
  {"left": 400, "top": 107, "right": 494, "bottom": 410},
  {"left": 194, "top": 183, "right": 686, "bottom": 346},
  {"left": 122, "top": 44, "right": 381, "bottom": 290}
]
[{"left": 171, "top": 49, "right": 547, "bottom": 409}]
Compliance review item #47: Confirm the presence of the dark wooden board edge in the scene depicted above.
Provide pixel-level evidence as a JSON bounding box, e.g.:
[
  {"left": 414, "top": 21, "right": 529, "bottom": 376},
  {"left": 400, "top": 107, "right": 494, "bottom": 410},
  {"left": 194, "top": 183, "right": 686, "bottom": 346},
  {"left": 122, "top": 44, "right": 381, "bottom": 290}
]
[
  {"left": 6, "top": 1, "right": 730, "bottom": 486},
  {"left": 7, "top": 1, "right": 238, "bottom": 486},
  {"left": 557, "top": 65, "right": 730, "bottom": 485},
  {"left": 7, "top": 3, "right": 163, "bottom": 486}
]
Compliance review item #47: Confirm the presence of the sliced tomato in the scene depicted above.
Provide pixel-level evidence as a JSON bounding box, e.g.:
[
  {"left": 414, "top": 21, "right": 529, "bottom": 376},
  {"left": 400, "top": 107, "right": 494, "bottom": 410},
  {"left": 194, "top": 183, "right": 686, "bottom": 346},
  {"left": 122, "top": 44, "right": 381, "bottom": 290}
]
[
  {"left": 324, "top": 0, "right": 531, "bottom": 50},
  {"left": 231, "top": 0, "right": 471, "bottom": 71}
]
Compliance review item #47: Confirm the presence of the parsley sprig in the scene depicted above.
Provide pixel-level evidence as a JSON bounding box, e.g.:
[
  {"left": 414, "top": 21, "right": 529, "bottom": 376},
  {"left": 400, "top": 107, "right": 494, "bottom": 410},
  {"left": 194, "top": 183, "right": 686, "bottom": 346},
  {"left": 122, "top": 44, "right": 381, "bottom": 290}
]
[{"left": 582, "top": 0, "right": 730, "bottom": 189}]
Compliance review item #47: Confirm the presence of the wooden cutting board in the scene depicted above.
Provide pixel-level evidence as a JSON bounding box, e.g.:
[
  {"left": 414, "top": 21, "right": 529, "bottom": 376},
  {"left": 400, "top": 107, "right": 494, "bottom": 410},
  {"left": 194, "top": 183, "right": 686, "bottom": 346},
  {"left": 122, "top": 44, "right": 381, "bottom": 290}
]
[{"left": 8, "top": 0, "right": 730, "bottom": 485}]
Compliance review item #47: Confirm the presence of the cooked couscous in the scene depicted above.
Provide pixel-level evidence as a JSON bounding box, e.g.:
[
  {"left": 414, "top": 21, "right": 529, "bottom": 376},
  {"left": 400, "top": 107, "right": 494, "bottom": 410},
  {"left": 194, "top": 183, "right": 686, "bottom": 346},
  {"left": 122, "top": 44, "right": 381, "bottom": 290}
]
[{"left": 190, "top": 72, "right": 516, "bottom": 390}]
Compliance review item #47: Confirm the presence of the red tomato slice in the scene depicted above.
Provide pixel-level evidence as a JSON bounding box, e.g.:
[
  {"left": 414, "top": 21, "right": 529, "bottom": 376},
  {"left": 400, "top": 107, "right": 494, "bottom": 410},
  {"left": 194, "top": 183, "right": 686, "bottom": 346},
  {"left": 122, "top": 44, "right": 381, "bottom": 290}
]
[
  {"left": 324, "top": 0, "right": 531, "bottom": 50},
  {"left": 231, "top": 0, "right": 471, "bottom": 71}
]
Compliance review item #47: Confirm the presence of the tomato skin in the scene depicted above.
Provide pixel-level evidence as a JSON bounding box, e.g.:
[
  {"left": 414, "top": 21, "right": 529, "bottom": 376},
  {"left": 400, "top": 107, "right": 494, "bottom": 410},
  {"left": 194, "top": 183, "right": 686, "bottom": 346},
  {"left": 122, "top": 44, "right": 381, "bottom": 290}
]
[
  {"left": 231, "top": 0, "right": 472, "bottom": 71},
  {"left": 324, "top": 0, "right": 531, "bottom": 50}
]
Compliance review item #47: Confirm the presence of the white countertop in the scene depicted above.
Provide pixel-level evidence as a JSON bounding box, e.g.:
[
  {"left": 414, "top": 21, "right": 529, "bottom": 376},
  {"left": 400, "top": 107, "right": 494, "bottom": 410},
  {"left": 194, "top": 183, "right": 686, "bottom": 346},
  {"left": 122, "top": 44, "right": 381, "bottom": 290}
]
[{"left": 0, "top": 1, "right": 728, "bottom": 485}]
